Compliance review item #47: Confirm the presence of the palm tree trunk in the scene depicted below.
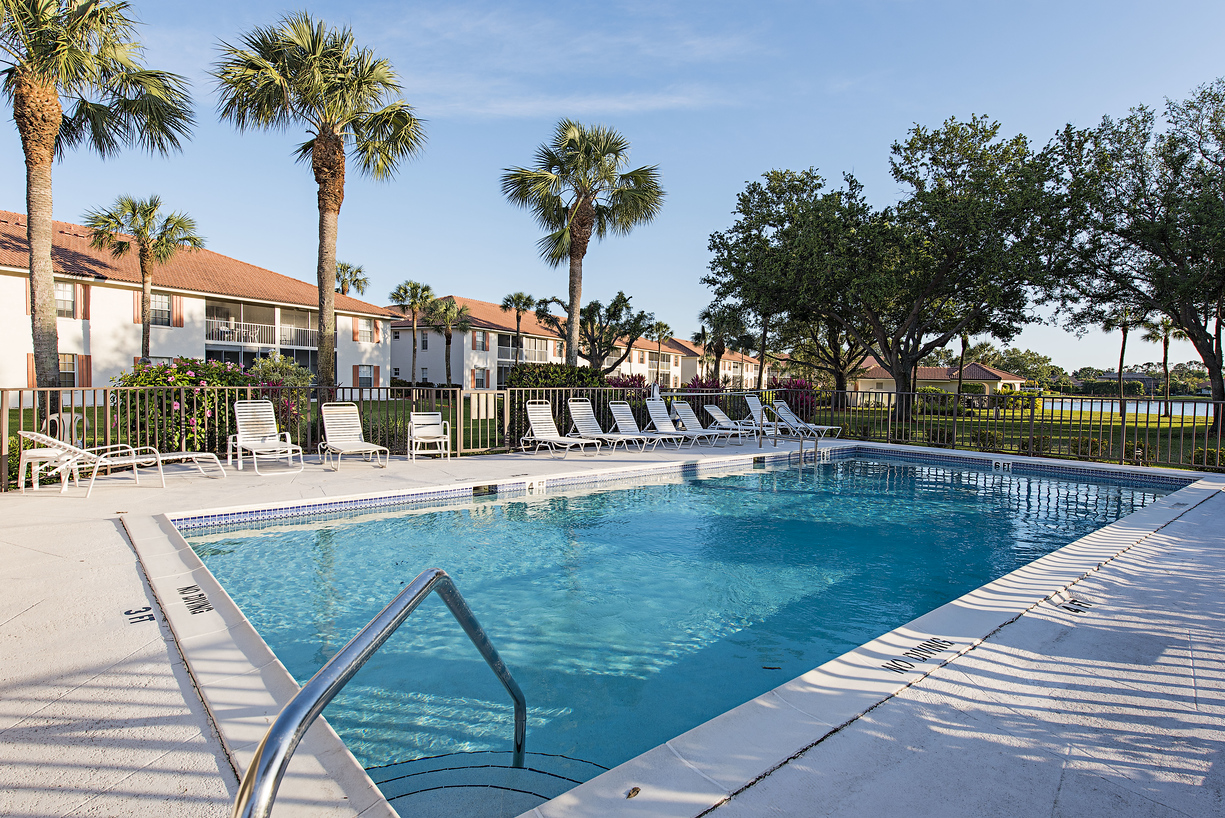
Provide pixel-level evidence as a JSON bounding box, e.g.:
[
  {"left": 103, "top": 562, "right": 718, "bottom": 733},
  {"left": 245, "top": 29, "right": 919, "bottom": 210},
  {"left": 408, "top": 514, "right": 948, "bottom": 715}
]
[
  {"left": 13, "top": 71, "right": 62, "bottom": 396},
  {"left": 140, "top": 248, "right": 152, "bottom": 359},
  {"left": 565, "top": 200, "right": 594, "bottom": 367},
  {"left": 956, "top": 335, "right": 968, "bottom": 396},
  {"left": 444, "top": 331, "right": 453, "bottom": 386},
  {"left": 411, "top": 315, "right": 418, "bottom": 383},
  {"left": 1162, "top": 335, "right": 1171, "bottom": 417},
  {"left": 755, "top": 317, "right": 768, "bottom": 390},
  {"left": 1118, "top": 326, "right": 1128, "bottom": 459},
  {"left": 313, "top": 129, "right": 346, "bottom": 389}
]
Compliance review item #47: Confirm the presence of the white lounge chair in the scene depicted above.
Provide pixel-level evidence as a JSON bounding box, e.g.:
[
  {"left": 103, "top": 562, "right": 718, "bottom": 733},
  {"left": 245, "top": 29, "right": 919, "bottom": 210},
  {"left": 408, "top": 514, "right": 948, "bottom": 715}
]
[
  {"left": 522, "top": 400, "right": 602, "bottom": 458},
  {"left": 17, "top": 430, "right": 164, "bottom": 498},
  {"left": 319, "top": 402, "right": 389, "bottom": 469},
  {"left": 408, "top": 412, "right": 451, "bottom": 460},
  {"left": 567, "top": 398, "right": 657, "bottom": 451},
  {"left": 645, "top": 399, "right": 721, "bottom": 447},
  {"left": 608, "top": 401, "right": 684, "bottom": 448},
  {"left": 672, "top": 401, "right": 741, "bottom": 445},
  {"left": 231, "top": 399, "right": 304, "bottom": 474},
  {"left": 705, "top": 405, "right": 757, "bottom": 434},
  {"left": 743, "top": 395, "right": 785, "bottom": 434},
  {"left": 772, "top": 400, "right": 841, "bottom": 438}
]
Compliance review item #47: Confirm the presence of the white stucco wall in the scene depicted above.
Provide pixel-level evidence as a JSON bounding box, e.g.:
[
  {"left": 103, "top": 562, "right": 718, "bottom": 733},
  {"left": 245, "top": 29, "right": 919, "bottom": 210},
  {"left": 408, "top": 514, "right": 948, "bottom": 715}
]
[{"left": 336, "top": 314, "right": 392, "bottom": 387}]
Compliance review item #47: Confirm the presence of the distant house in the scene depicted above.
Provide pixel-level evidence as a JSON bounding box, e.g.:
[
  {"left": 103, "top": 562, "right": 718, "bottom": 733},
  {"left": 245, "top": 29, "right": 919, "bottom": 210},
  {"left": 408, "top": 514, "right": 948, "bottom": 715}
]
[
  {"left": 853, "top": 357, "right": 1025, "bottom": 395},
  {"left": 0, "top": 210, "right": 393, "bottom": 389},
  {"left": 1099, "top": 371, "right": 1157, "bottom": 394}
]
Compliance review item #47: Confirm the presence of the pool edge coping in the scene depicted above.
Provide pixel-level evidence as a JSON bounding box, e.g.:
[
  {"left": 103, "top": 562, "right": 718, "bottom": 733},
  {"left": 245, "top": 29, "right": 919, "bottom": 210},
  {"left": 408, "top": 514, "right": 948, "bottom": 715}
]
[{"left": 121, "top": 443, "right": 1218, "bottom": 818}]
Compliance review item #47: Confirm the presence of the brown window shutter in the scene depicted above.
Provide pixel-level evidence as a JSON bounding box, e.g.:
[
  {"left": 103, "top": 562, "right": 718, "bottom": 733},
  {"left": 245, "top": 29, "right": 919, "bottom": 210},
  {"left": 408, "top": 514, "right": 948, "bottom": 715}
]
[
  {"left": 373, "top": 366, "right": 380, "bottom": 387},
  {"left": 171, "top": 295, "right": 184, "bottom": 327},
  {"left": 352, "top": 318, "right": 360, "bottom": 342},
  {"left": 81, "top": 285, "right": 90, "bottom": 320},
  {"left": 470, "top": 368, "right": 476, "bottom": 388},
  {"left": 134, "top": 356, "right": 141, "bottom": 367},
  {"left": 73, "top": 283, "right": 83, "bottom": 319},
  {"left": 374, "top": 320, "right": 382, "bottom": 343},
  {"left": 133, "top": 291, "right": 141, "bottom": 323},
  {"left": 352, "top": 364, "right": 360, "bottom": 386},
  {"left": 79, "top": 354, "right": 92, "bottom": 387},
  {"left": 26, "top": 353, "right": 35, "bottom": 387}
]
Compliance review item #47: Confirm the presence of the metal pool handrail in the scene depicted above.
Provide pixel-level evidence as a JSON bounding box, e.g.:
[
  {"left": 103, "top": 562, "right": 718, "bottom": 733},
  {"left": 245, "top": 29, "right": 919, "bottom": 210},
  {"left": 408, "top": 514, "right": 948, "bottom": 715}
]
[{"left": 231, "top": 567, "right": 527, "bottom": 818}]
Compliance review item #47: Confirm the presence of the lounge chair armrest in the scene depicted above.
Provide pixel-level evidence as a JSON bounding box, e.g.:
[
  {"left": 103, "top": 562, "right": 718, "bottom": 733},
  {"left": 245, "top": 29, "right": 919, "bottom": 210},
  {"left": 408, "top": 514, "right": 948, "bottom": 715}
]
[
  {"left": 86, "top": 443, "right": 137, "bottom": 457},
  {"left": 442, "top": 421, "right": 451, "bottom": 435}
]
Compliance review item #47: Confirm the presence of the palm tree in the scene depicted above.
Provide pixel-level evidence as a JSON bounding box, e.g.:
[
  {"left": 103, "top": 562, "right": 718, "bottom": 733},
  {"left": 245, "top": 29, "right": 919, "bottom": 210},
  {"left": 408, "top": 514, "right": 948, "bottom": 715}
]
[
  {"left": 334, "top": 262, "right": 368, "bottom": 296},
  {"left": 698, "top": 305, "right": 747, "bottom": 385},
  {"left": 691, "top": 325, "right": 712, "bottom": 378},
  {"left": 426, "top": 298, "right": 472, "bottom": 386},
  {"left": 2, "top": 0, "right": 194, "bottom": 390},
  {"left": 501, "top": 119, "right": 664, "bottom": 367},
  {"left": 648, "top": 321, "right": 672, "bottom": 385},
  {"left": 388, "top": 280, "right": 433, "bottom": 383},
  {"left": 1141, "top": 316, "right": 1188, "bottom": 416},
  {"left": 499, "top": 292, "right": 535, "bottom": 365},
  {"left": 1103, "top": 307, "right": 1143, "bottom": 404},
  {"left": 83, "top": 195, "right": 204, "bottom": 360},
  {"left": 212, "top": 13, "right": 425, "bottom": 389},
  {"left": 955, "top": 333, "right": 970, "bottom": 396}
]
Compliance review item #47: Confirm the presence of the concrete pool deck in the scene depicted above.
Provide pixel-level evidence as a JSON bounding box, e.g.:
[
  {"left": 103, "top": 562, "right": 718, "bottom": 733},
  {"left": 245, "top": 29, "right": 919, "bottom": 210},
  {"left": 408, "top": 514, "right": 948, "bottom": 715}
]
[{"left": 0, "top": 439, "right": 1221, "bottom": 817}]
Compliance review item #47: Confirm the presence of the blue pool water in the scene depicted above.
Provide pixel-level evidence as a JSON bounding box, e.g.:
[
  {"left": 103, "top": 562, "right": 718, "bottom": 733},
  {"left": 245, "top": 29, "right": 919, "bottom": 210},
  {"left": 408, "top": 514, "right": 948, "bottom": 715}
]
[{"left": 188, "top": 458, "right": 1173, "bottom": 776}]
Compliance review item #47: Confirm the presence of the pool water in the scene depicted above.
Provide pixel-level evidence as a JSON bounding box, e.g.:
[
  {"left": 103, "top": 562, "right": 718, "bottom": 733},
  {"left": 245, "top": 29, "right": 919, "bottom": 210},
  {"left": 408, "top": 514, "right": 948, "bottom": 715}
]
[{"left": 188, "top": 459, "right": 1171, "bottom": 775}]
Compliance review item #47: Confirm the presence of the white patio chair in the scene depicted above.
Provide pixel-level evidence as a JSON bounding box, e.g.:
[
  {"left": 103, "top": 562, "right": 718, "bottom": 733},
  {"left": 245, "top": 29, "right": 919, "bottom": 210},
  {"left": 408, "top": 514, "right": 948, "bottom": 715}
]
[
  {"left": 772, "top": 400, "right": 842, "bottom": 438},
  {"left": 408, "top": 412, "right": 451, "bottom": 460},
  {"left": 672, "top": 401, "right": 740, "bottom": 445},
  {"left": 608, "top": 401, "right": 684, "bottom": 448},
  {"left": 645, "top": 399, "right": 719, "bottom": 447},
  {"left": 705, "top": 405, "right": 757, "bottom": 433},
  {"left": 567, "top": 398, "right": 656, "bottom": 451},
  {"left": 231, "top": 399, "right": 304, "bottom": 474},
  {"left": 17, "top": 430, "right": 164, "bottom": 498},
  {"left": 319, "top": 402, "right": 389, "bottom": 470},
  {"left": 743, "top": 395, "right": 785, "bottom": 434},
  {"left": 521, "top": 400, "right": 601, "bottom": 458}
]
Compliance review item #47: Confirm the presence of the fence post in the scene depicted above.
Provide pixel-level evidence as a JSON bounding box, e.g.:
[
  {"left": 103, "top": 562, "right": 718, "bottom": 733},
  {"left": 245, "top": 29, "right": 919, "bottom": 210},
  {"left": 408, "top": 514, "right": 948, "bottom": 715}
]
[
  {"left": 1027, "top": 395, "right": 1035, "bottom": 456},
  {"left": 0, "top": 390, "right": 8, "bottom": 491}
]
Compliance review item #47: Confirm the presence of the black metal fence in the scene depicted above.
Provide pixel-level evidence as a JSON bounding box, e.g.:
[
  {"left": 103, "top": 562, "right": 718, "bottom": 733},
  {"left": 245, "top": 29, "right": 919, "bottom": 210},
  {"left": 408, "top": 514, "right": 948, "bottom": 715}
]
[{"left": 3, "top": 385, "right": 1221, "bottom": 490}]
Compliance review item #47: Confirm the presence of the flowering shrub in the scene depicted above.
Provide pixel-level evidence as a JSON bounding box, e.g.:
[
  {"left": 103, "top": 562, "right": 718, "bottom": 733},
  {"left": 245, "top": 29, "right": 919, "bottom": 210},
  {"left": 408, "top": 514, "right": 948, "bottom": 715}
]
[
  {"left": 248, "top": 353, "right": 314, "bottom": 432},
  {"left": 111, "top": 358, "right": 256, "bottom": 451},
  {"left": 683, "top": 375, "right": 723, "bottom": 391},
  {"left": 767, "top": 376, "right": 823, "bottom": 419},
  {"left": 605, "top": 373, "right": 647, "bottom": 390}
]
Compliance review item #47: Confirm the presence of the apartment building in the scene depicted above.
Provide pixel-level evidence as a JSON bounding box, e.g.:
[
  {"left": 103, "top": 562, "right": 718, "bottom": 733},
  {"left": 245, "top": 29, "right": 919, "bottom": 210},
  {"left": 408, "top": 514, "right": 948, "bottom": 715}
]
[
  {"left": 0, "top": 210, "right": 393, "bottom": 389},
  {"left": 389, "top": 296, "right": 566, "bottom": 388}
]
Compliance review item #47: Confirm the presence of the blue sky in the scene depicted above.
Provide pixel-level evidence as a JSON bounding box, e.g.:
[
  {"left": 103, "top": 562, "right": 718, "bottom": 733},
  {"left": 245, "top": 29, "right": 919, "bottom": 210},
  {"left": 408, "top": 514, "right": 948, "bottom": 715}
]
[{"left": 3, "top": 0, "right": 1223, "bottom": 371}]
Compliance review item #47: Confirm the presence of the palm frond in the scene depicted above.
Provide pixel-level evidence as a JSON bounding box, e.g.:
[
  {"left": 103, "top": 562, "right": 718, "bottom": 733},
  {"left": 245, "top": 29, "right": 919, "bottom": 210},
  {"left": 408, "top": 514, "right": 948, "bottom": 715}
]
[{"left": 348, "top": 101, "right": 424, "bottom": 180}]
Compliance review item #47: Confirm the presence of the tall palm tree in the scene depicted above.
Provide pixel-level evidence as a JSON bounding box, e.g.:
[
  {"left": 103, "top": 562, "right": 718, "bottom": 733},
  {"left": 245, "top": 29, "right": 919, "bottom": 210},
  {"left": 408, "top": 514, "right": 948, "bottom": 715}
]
[
  {"left": 501, "top": 119, "right": 664, "bottom": 367},
  {"left": 648, "top": 320, "right": 672, "bottom": 385},
  {"left": 955, "top": 333, "right": 970, "bottom": 396},
  {"left": 83, "top": 195, "right": 204, "bottom": 360},
  {"left": 388, "top": 280, "right": 433, "bottom": 383},
  {"left": 1141, "top": 316, "right": 1188, "bottom": 416},
  {"left": 499, "top": 292, "right": 535, "bottom": 365},
  {"left": 1, "top": 0, "right": 194, "bottom": 390},
  {"left": 691, "top": 325, "right": 712, "bottom": 378},
  {"left": 426, "top": 298, "right": 472, "bottom": 386},
  {"left": 334, "top": 261, "right": 368, "bottom": 296},
  {"left": 212, "top": 13, "right": 425, "bottom": 389},
  {"left": 698, "top": 305, "right": 747, "bottom": 385},
  {"left": 1103, "top": 307, "right": 1143, "bottom": 404}
]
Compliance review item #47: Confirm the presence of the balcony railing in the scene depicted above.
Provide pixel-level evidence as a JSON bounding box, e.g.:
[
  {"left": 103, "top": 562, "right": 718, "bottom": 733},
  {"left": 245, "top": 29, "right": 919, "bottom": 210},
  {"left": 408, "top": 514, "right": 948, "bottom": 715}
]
[
  {"left": 205, "top": 319, "right": 318, "bottom": 349},
  {"left": 497, "top": 346, "right": 548, "bottom": 363}
]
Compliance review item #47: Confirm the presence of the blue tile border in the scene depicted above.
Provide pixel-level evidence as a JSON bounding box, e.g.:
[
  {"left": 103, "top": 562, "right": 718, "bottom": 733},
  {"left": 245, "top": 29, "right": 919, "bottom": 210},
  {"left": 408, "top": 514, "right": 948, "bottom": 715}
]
[{"left": 172, "top": 444, "right": 1198, "bottom": 536}]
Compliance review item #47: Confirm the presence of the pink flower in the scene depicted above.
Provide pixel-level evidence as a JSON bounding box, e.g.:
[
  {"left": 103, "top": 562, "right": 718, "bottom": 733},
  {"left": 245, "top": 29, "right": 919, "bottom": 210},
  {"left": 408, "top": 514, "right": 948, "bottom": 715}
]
[
  {"left": 186, "top": 371, "right": 195, "bottom": 377},
  {"left": 172, "top": 401, "right": 181, "bottom": 410},
  {"left": 205, "top": 410, "right": 213, "bottom": 418},
  {"left": 188, "top": 418, "right": 196, "bottom": 426}
]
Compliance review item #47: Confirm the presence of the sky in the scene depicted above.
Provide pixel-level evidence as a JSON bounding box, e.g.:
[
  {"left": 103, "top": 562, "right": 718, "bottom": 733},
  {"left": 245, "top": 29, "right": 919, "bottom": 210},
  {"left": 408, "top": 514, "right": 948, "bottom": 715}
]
[{"left": 2, "top": 0, "right": 1222, "bottom": 372}]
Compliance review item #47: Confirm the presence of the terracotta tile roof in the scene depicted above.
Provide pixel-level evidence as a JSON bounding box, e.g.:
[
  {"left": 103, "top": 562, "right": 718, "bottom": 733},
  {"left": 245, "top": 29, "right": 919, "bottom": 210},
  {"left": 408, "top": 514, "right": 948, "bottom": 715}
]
[
  {"left": 390, "top": 295, "right": 564, "bottom": 337},
  {"left": 0, "top": 210, "right": 395, "bottom": 316},
  {"left": 860, "top": 357, "right": 1025, "bottom": 382}
]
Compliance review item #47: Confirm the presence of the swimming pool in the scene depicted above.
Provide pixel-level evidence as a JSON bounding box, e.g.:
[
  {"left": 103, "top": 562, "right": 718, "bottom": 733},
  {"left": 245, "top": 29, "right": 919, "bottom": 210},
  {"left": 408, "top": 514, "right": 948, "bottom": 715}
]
[{"left": 186, "top": 456, "right": 1174, "bottom": 807}]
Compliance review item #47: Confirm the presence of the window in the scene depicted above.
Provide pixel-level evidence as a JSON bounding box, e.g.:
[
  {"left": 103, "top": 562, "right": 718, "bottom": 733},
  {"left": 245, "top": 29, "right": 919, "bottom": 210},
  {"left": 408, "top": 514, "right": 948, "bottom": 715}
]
[
  {"left": 358, "top": 364, "right": 373, "bottom": 388},
  {"left": 474, "top": 368, "right": 488, "bottom": 389},
  {"left": 55, "top": 282, "right": 75, "bottom": 318},
  {"left": 393, "top": 330, "right": 400, "bottom": 340},
  {"left": 421, "top": 367, "right": 429, "bottom": 382},
  {"left": 421, "top": 333, "right": 429, "bottom": 350},
  {"left": 473, "top": 330, "right": 488, "bottom": 351},
  {"left": 673, "top": 355, "right": 679, "bottom": 366},
  {"left": 875, "top": 382, "right": 883, "bottom": 390},
  {"left": 358, "top": 318, "right": 374, "bottom": 343},
  {"left": 393, "top": 367, "right": 400, "bottom": 378},
  {"left": 638, "top": 351, "right": 645, "bottom": 363},
  {"left": 58, "top": 353, "right": 76, "bottom": 387},
  {"left": 149, "top": 292, "right": 171, "bottom": 326},
  {"left": 554, "top": 340, "right": 563, "bottom": 357},
  {"left": 673, "top": 375, "right": 679, "bottom": 387}
]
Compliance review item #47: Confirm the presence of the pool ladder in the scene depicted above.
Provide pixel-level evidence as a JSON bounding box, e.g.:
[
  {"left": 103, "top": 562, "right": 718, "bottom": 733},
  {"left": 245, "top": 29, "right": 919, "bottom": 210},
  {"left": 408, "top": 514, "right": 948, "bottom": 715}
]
[{"left": 230, "top": 567, "right": 527, "bottom": 818}]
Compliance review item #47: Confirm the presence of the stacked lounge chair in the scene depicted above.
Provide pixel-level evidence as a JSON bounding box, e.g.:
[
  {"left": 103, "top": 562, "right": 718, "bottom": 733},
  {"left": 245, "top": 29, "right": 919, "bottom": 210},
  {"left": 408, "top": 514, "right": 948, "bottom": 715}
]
[
  {"left": 608, "top": 401, "right": 685, "bottom": 448},
  {"left": 772, "top": 400, "right": 841, "bottom": 438},
  {"left": 522, "top": 400, "right": 602, "bottom": 458},
  {"left": 670, "top": 401, "right": 739, "bottom": 445},
  {"left": 567, "top": 398, "right": 658, "bottom": 451},
  {"left": 645, "top": 399, "right": 725, "bottom": 447}
]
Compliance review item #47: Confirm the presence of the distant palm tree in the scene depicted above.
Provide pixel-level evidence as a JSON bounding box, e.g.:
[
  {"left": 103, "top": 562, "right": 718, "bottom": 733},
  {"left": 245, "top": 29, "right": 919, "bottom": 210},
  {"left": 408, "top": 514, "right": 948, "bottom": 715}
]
[
  {"left": 427, "top": 298, "right": 472, "bottom": 386},
  {"left": 648, "top": 321, "right": 673, "bottom": 385},
  {"left": 1103, "top": 307, "right": 1143, "bottom": 403},
  {"left": 2, "top": 0, "right": 194, "bottom": 389},
  {"left": 499, "top": 292, "right": 535, "bottom": 365},
  {"left": 212, "top": 12, "right": 425, "bottom": 388},
  {"left": 501, "top": 119, "right": 664, "bottom": 367},
  {"left": 698, "top": 305, "right": 747, "bottom": 385},
  {"left": 691, "top": 325, "right": 712, "bottom": 378},
  {"left": 389, "top": 281, "right": 434, "bottom": 382},
  {"left": 334, "top": 262, "right": 368, "bottom": 296},
  {"left": 1140, "top": 316, "right": 1188, "bottom": 416},
  {"left": 83, "top": 195, "right": 204, "bottom": 360}
]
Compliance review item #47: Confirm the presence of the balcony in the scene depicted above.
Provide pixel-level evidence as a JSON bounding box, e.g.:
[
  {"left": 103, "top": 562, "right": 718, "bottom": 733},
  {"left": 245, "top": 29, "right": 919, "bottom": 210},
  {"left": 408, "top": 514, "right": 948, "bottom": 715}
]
[
  {"left": 206, "top": 319, "right": 318, "bottom": 348},
  {"left": 497, "top": 346, "right": 548, "bottom": 364}
]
